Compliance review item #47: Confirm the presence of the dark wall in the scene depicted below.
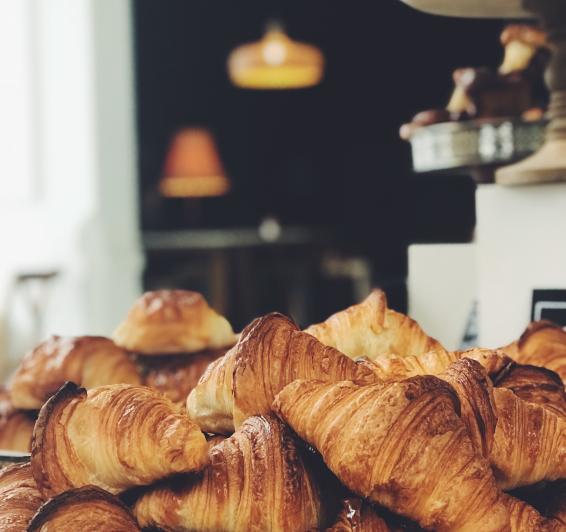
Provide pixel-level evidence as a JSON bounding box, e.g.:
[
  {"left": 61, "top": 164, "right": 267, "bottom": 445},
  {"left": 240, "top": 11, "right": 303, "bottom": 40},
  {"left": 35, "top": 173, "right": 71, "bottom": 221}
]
[{"left": 134, "top": 0, "right": 503, "bottom": 309}]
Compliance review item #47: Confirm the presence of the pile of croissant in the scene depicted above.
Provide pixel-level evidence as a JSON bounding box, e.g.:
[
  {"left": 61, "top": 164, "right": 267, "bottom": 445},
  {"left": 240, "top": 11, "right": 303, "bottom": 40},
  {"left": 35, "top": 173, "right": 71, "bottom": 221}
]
[{"left": 0, "top": 288, "right": 565, "bottom": 531}]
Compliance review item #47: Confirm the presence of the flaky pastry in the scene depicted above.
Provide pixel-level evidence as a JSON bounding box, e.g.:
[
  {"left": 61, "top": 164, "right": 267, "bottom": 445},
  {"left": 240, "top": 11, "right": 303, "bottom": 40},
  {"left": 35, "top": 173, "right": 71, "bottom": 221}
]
[
  {"left": 134, "top": 415, "right": 324, "bottom": 531},
  {"left": 112, "top": 290, "right": 236, "bottom": 355},
  {"left": 9, "top": 336, "right": 140, "bottom": 410},
  {"left": 31, "top": 382, "right": 209, "bottom": 497},
  {"left": 187, "top": 312, "right": 376, "bottom": 434}
]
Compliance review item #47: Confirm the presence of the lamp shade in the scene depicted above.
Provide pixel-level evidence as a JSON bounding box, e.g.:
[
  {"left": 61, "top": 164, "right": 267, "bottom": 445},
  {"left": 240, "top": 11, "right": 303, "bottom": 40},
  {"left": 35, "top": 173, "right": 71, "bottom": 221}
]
[
  {"left": 159, "top": 128, "right": 230, "bottom": 198},
  {"left": 228, "top": 22, "right": 324, "bottom": 89}
]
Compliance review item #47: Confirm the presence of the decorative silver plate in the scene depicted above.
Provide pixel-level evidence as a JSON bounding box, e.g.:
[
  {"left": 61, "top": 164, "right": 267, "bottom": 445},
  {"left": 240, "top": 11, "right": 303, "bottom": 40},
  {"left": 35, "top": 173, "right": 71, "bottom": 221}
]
[{"left": 408, "top": 118, "right": 546, "bottom": 175}]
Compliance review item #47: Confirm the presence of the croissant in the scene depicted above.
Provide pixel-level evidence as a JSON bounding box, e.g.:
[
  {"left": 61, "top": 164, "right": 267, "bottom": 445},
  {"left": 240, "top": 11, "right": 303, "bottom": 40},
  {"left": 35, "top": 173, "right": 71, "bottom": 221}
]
[
  {"left": 9, "top": 336, "right": 141, "bottom": 410},
  {"left": 437, "top": 358, "right": 498, "bottom": 458},
  {"left": 504, "top": 321, "right": 566, "bottom": 384},
  {"left": 0, "top": 389, "right": 35, "bottom": 452},
  {"left": 0, "top": 463, "right": 44, "bottom": 531},
  {"left": 494, "top": 363, "right": 566, "bottom": 419},
  {"left": 31, "top": 382, "right": 209, "bottom": 497},
  {"left": 113, "top": 289, "right": 237, "bottom": 355},
  {"left": 134, "top": 415, "right": 325, "bottom": 532},
  {"left": 304, "top": 289, "right": 446, "bottom": 360},
  {"left": 503, "top": 494, "right": 565, "bottom": 532},
  {"left": 187, "top": 313, "right": 377, "bottom": 434},
  {"left": 28, "top": 486, "right": 140, "bottom": 531},
  {"left": 490, "top": 387, "right": 566, "bottom": 489},
  {"left": 140, "top": 348, "right": 226, "bottom": 404},
  {"left": 273, "top": 378, "right": 509, "bottom": 531},
  {"left": 326, "top": 498, "right": 392, "bottom": 531},
  {"left": 362, "top": 347, "right": 511, "bottom": 383}
]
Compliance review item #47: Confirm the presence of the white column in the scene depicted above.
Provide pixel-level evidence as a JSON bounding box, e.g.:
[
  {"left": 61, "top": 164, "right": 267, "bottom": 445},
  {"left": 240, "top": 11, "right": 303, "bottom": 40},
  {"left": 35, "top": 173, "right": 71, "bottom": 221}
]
[
  {"left": 476, "top": 183, "right": 566, "bottom": 347},
  {"left": 0, "top": 0, "right": 142, "bottom": 373}
]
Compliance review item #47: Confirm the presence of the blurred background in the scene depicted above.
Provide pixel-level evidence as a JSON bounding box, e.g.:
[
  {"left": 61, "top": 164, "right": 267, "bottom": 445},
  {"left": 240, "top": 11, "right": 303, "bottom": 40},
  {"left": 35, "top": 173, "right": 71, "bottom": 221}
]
[{"left": 0, "top": 0, "right": 509, "bottom": 373}]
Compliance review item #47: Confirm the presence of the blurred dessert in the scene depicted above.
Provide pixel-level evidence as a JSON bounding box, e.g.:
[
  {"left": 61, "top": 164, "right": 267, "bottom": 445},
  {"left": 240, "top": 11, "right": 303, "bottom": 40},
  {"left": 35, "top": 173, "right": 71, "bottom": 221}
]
[{"left": 400, "top": 24, "right": 549, "bottom": 140}]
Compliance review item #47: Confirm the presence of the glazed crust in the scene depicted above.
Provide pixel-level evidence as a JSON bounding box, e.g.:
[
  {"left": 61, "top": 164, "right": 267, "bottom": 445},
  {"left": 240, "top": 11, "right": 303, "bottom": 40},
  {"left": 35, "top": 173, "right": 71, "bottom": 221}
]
[
  {"left": 490, "top": 387, "right": 566, "bottom": 490},
  {"left": 31, "top": 382, "right": 209, "bottom": 497},
  {"left": 437, "top": 358, "right": 498, "bottom": 458},
  {"left": 186, "top": 313, "right": 377, "bottom": 434},
  {"left": 326, "top": 498, "right": 393, "bottom": 531},
  {"left": 494, "top": 363, "right": 566, "bottom": 419},
  {"left": 361, "top": 347, "right": 512, "bottom": 383},
  {"left": 134, "top": 415, "right": 324, "bottom": 532},
  {"left": 304, "top": 290, "right": 445, "bottom": 360},
  {"left": 8, "top": 336, "right": 141, "bottom": 410},
  {"left": 140, "top": 348, "right": 226, "bottom": 404},
  {"left": 273, "top": 377, "right": 509, "bottom": 532},
  {"left": 0, "top": 462, "right": 44, "bottom": 531},
  {"left": 0, "top": 389, "right": 35, "bottom": 452},
  {"left": 28, "top": 485, "right": 140, "bottom": 531},
  {"left": 112, "top": 290, "right": 236, "bottom": 355}
]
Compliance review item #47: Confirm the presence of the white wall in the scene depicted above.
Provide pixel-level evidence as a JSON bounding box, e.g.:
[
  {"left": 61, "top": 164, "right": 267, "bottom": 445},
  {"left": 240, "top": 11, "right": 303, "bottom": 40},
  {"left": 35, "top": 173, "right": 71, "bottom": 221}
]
[
  {"left": 0, "top": 0, "right": 142, "bottom": 375},
  {"left": 408, "top": 243, "right": 476, "bottom": 350},
  {"left": 476, "top": 183, "right": 566, "bottom": 347}
]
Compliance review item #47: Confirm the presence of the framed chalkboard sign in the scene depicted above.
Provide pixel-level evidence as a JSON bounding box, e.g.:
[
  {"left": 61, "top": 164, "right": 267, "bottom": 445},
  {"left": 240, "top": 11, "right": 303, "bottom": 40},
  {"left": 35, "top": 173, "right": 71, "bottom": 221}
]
[{"left": 531, "top": 289, "right": 566, "bottom": 326}]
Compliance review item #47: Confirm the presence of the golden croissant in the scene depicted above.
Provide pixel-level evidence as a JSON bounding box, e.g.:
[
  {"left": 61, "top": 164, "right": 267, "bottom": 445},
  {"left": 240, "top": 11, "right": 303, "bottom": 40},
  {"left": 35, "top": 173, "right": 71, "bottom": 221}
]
[
  {"left": 494, "top": 363, "right": 566, "bottom": 419},
  {"left": 28, "top": 486, "right": 140, "bottom": 531},
  {"left": 326, "top": 498, "right": 396, "bottom": 531},
  {"left": 140, "top": 348, "right": 226, "bottom": 404},
  {"left": 9, "top": 336, "right": 141, "bottom": 410},
  {"left": 187, "top": 312, "right": 376, "bottom": 434},
  {"left": 361, "top": 347, "right": 511, "bottom": 383},
  {"left": 0, "top": 389, "right": 35, "bottom": 452},
  {"left": 134, "top": 415, "right": 325, "bottom": 532},
  {"left": 31, "top": 382, "right": 209, "bottom": 497},
  {"left": 0, "top": 463, "right": 44, "bottom": 531},
  {"left": 305, "top": 289, "right": 445, "bottom": 360},
  {"left": 504, "top": 321, "right": 566, "bottom": 385},
  {"left": 113, "top": 289, "right": 237, "bottom": 355},
  {"left": 273, "top": 378, "right": 509, "bottom": 532},
  {"left": 490, "top": 387, "right": 566, "bottom": 489},
  {"left": 436, "top": 358, "right": 498, "bottom": 458}
]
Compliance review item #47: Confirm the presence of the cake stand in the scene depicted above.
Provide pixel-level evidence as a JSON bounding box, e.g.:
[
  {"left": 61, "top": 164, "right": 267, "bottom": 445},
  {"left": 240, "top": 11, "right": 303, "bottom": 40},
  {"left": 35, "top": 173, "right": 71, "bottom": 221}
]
[
  {"left": 401, "top": 0, "right": 566, "bottom": 186},
  {"left": 408, "top": 117, "right": 546, "bottom": 182}
]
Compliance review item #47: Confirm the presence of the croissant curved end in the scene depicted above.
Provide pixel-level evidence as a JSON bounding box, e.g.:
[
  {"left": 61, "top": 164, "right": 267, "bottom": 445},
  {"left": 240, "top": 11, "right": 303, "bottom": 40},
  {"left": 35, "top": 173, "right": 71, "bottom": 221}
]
[
  {"left": 31, "top": 381, "right": 86, "bottom": 497},
  {"left": 28, "top": 485, "right": 140, "bottom": 531}
]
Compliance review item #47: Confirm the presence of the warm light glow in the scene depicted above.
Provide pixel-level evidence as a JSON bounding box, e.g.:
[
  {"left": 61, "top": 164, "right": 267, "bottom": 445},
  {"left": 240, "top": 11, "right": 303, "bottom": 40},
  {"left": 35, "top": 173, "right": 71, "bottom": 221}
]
[
  {"left": 158, "top": 128, "right": 230, "bottom": 198},
  {"left": 228, "top": 23, "right": 324, "bottom": 89}
]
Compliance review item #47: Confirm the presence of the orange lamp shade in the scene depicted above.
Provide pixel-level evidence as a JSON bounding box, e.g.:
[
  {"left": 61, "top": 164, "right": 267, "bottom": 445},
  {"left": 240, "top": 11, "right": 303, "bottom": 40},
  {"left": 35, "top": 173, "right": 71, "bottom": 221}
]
[
  {"left": 159, "top": 128, "right": 230, "bottom": 198},
  {"left": 228, "top": 23, "right": 324, "bottom": 90}
]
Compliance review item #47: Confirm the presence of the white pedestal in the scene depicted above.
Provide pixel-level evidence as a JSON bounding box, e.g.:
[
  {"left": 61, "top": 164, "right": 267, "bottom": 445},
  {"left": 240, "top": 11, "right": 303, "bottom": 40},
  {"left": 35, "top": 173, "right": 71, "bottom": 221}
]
[
  {"left": 408, "top": 243, "right": 476, "bottom": 350},
  {"left": 476, "top": 183, "right": 566, "bottom": 347}
]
